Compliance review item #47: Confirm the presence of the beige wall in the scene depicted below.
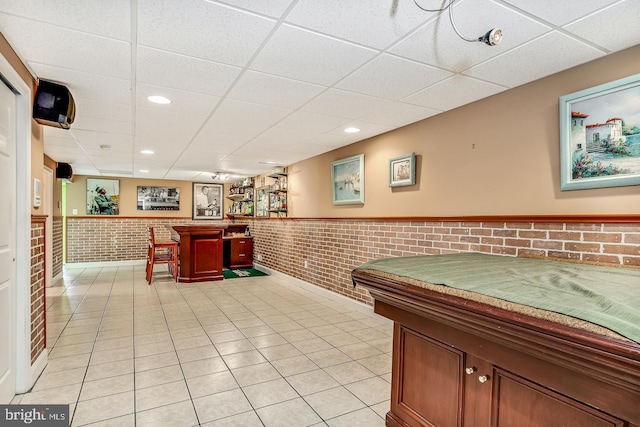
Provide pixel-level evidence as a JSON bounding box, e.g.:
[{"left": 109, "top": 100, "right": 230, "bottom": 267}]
[
  {"left": 290, "top": 44, "right": 640, "bottom": 218},
  {"left": 66, "top": 176, "right": 199, "bottom": 217}
]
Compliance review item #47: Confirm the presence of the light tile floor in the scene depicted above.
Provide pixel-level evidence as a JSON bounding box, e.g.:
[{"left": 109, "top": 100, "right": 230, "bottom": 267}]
[{"left": 12, "top": 265, "right": 393, "bottom": 426}]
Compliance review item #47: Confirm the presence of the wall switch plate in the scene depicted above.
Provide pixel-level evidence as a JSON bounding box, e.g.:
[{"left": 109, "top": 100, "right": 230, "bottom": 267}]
[{"left": 72, "top": 209, "right": 78, "bottom": 215}]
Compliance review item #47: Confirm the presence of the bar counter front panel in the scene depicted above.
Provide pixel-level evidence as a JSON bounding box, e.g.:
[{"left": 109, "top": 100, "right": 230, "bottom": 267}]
[{"left": 170, "top": 224, "right": 252, "bottom": 283}]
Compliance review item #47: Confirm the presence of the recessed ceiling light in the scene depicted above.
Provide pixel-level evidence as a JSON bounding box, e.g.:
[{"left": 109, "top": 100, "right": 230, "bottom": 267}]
[
  {"left": 259, "top": 161, "right": 277, "bottom": 165},
  {"left": 147, "top": 95, "right": 171, "bottom": 105},
  {"left": 140, "top": 149, "right": 154, "bottom": 155},
  {"left": 139, "top": 169, "right": 149, "bottom": 173},
  {"left": 344, "top": 127, "right": 360, "bottom": 133}
]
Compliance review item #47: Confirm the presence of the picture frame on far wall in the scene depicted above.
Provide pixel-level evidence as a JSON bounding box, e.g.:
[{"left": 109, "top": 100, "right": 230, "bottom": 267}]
[
  {"left": 389, "top": 152, "right": 416, "bottom": 187},
  {"left": 332, "top": 154, "right": 364, "bottom": 205},
  {"left": 137, "top": 186, "right": 180, "bottom": 211},
  {"left": 87, "top": 178, "right": 119, "bottom": 215},
  {"left": 192, "top": 183, "right": 223, "bottom": 220},
  {"left": 560, "top": 73, "right": 640, "bottom": 191}
]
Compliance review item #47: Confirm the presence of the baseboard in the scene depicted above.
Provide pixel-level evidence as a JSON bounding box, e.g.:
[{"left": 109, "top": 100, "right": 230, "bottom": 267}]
[
  {"left": 17, "top": 349, "right": 48, "bottom": 394},
  {"left": 63, "top": 259, "right": 147, "bottom": 269},
  {"left": 254, "top": 264, "right": 392, "bottom": 325}
]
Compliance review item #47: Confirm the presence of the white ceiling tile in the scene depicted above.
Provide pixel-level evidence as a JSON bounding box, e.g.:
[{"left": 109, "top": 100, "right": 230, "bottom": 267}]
[
  {"left": 215, "top": 0, "right": 295, "bottom": 18},
  {"left": 250, "top": 127, "right": 318, "bottom": 147},
  {"left": 0, "top": 14, "right": 130, "bottom": 80},
  {"left": 72, "top": 130, "right": 133, "bottom": 152},
  {"left": 134, "top": 108, "right": 205, "bottom": 142},
  {"left": 390, "top": 0, "right": 551, "bottom": 73},
  {"left": 30, "top": 64, "right": 132, "bottom": 105},
  {"left": 286, "top": 0, "right": 431, "bottom": 49},
  {"left": 277, "top": 112, "right": 351, "bottom": 133},
  {"left": 564, "top": 1, "right": 640, "bottom": 51},
  {"left": 136, "top": 83, "right": 220, "bottom": 118},
  {"left": 403, "top": 75, "right": 506, "bottom": 111},
  {"left": 72, "top": 97, "right": 132, "bottom": 123},
  {"left": 136, "top": 47, "right": 241, "bottom": 97},
  {"left": 0, "top": 0, "right": 131, "bottom": 40},
  {"left": 304, "top": 133, "right": 361, "bottom": 149},
  {"left": 336, "top": 54, "right": 453, "bottom": 100},
  {"left": 251, "top": 24, "right": 378, "bottom": 86},
  {"left": 228, "top": 71, "right": 326, "bottom": 109},
  {"left": 72, "top": 116, "right": 133, "bottom": 135},
  {"left": 163, "top": 170, "right": 202, "bottom": 181},
  {"left": 301, "top": 89, "right": 391, "bottom": 119},
  {"left": 358, "top": 100, "right": 442, "bottom": 127},
  {"left": 502, "top": 0, "right": 621, "bottom": 26},
  {"left": 212, "top": 99, "right": 292, "bottom": 125},
  {"left": 464, "top": 32, "right": 605, "bottom": 88},
  {"left": 327, "top": 121, "right": 394, "bottom": 139},
  {"left": 189, "top": 117, "right": 267, "bottom": 151},
  {"left": 137, "top": 0, "right": 276, "bottom": 66}
]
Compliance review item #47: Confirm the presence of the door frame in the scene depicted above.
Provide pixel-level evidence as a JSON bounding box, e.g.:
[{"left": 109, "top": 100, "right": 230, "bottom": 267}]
[{"left": 0, "top": 50, "right": 38, "bottom": 393}]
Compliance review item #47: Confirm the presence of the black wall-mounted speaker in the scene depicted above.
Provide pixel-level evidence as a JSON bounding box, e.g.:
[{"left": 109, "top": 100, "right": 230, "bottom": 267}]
[
  {"left": 33, "top": 79, "right": 76, "bottom": 129},
  {"left": 56, "top": 162, "right": 73, "bottom": 180}
]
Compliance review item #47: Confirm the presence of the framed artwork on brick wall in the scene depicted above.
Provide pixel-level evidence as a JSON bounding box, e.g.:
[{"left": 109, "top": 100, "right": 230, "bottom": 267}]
[
  {"left": 560, "top": 73, "right": 640, "bottom": 191},
  {"left": 192, "top": 183, "right": 223, "bottom": 219},
  {"left": 332, "top": 154, "right": 364, "bottom": 205},
  {"left": 87, "top": 178, "right": 119, "bottom": 215}
]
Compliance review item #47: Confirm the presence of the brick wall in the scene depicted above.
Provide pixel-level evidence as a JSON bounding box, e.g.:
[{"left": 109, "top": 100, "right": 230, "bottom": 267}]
[
  {"left": 66, "top": 217, "right": 640, "bottom": 306},
  {"left": 31, "top": 217, "right": 46, "bottom": 364},
  {"left": 52, "top": 216, "right": 63, "bottom": 277},
  {"left": 66, "top": 217, "right": 225, "bottom": 263}
]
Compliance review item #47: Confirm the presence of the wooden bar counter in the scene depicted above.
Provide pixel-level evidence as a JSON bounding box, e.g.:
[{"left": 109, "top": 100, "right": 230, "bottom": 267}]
[{"left": 170, "top": 225, "right": 226, "bottom": 282}]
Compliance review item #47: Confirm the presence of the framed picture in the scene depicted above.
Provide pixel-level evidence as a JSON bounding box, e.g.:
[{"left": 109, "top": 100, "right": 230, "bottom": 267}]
[
  {"left": 137, "top": 186, "right": 180, "bottom": 211},
  {"left": 87, "top": 178, "right": 119, "bottom": 215},
  {"left": 332, "top": 154, "right": 364, "bottom": 205},
  {"left": 389, "top": 152, "right": 416, "bottom": 187},
  {"left": 255, "top": 186, "right": 270, "bottom": 218},
  {"left": 192, "top": 183, "right": 223, "bottom": 220},
  {"left": 560, "top": 73, "right": 640, "bottom": 191}
]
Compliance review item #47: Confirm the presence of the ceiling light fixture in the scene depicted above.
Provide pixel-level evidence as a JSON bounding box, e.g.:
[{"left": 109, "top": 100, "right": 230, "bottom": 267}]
[
  {"left": 344, "top": 127, "right": 360, "bottom": 133},
  {"left": 140, "top": 149, "right": 154, "bottom": 155},
  {"left": 140, "top": 169, "right": 149, "bottom": 173},
  {"left": 212, "top": 172, "right": 229, "bottom": 181},
  {"left": 147, "top": 95, "right": 171, "bottom": 104},
  {"left": 413, "top": 0, "right": 502, "bottom": 46}
]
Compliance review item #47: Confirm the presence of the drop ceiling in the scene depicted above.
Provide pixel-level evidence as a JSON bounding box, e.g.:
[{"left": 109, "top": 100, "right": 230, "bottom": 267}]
[{"left": 1, "top": 0, "right": 638, "bottom": 181}]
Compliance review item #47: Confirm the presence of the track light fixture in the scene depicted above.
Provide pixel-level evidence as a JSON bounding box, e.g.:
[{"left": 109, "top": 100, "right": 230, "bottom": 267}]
[{"left": 413, "top": 0, "right": 502, "bottom": 46}]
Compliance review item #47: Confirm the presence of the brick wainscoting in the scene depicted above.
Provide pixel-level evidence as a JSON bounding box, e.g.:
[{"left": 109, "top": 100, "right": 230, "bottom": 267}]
[
  {"left": 31, "top": 216, "right": 46, "bottom": 364},
  {"left": 52, "top": 216, "right": 63, "bottom": 278},
  {"left": 66, "top": 217, "right": 640, "bottom": 306}
]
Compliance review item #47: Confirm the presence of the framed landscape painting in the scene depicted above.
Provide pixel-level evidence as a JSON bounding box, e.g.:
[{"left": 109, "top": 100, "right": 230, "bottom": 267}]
[
  {"left": 560, "top": 73, "right": 640, "bottom": 191},
  {"left": 332, "top": 154, "right": 364, "bottom": 205}
]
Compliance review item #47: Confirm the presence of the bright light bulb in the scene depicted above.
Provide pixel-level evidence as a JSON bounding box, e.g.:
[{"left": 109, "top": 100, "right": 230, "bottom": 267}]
[{"left": 344, "top": 127, "right": 360, "bottom": 133}]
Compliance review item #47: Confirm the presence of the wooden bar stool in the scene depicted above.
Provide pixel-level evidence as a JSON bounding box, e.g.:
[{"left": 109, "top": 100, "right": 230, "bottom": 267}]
[{"left": 146, "top": 227, "right": 179, "bottom": 284}]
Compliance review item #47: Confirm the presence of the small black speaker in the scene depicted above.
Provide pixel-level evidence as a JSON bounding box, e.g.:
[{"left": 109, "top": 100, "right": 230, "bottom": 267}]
[
  {"left": 33, "top": 80, "right": 76, "bottom": 129},
  {"left": 56, "top": 162, "right": 73, "bottom": 180}
]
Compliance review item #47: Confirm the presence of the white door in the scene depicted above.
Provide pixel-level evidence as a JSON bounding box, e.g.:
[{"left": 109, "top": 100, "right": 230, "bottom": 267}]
[{"left": 0, "top": 78, "right": 17, "bottom": 402}]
